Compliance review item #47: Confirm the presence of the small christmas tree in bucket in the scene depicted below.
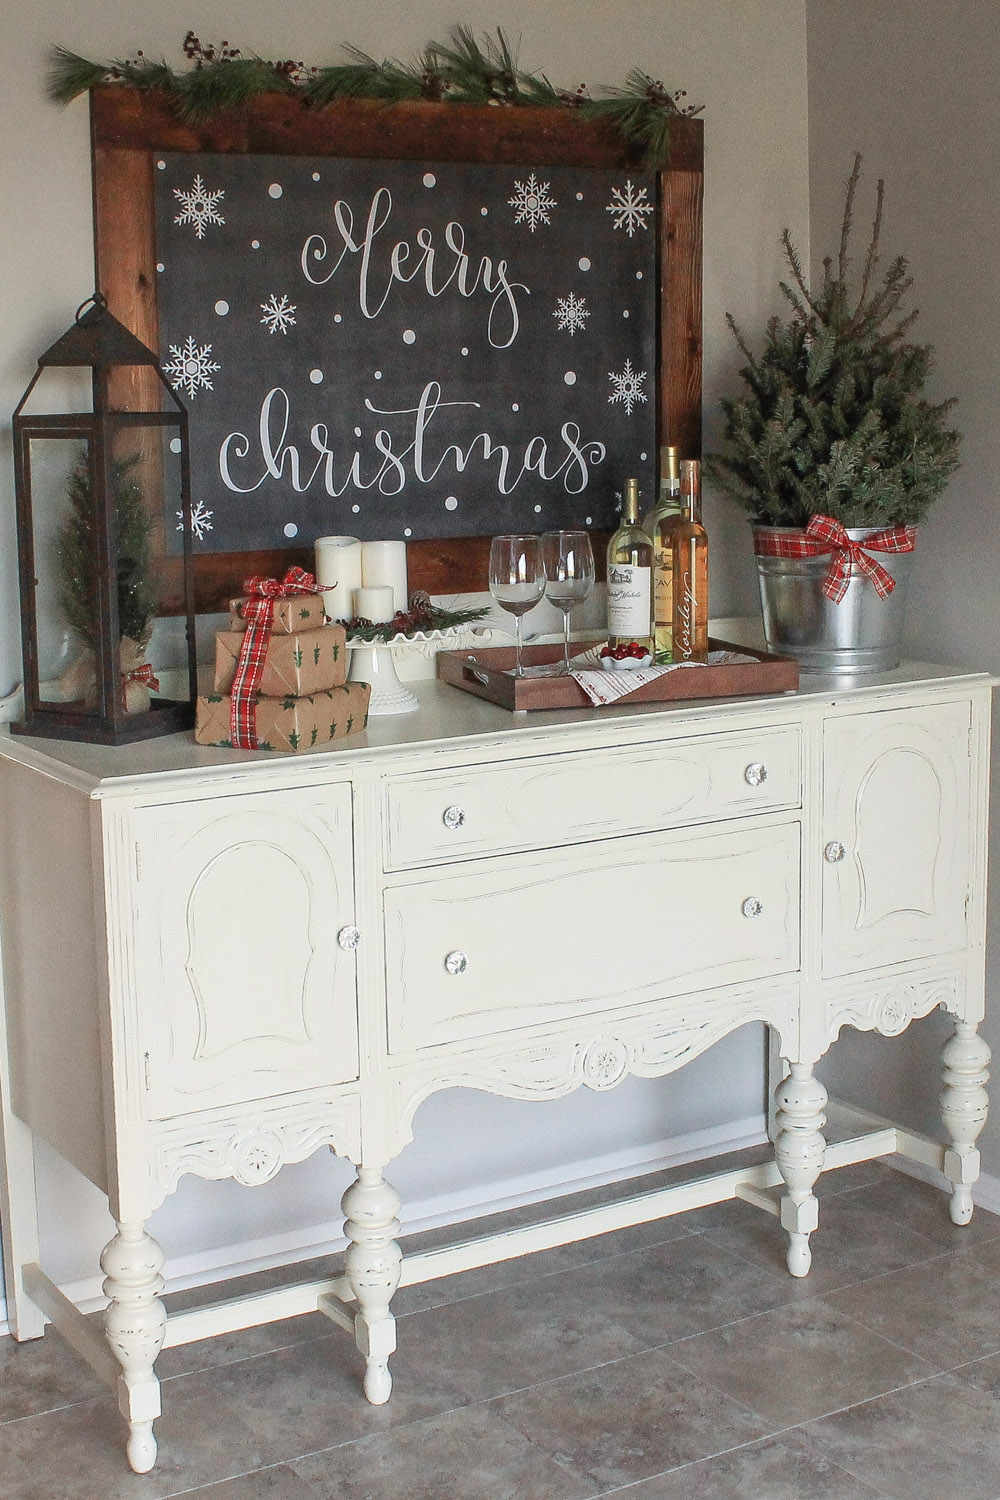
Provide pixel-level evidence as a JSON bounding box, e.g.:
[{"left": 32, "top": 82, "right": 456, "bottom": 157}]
[{"left": 707, "top": 155, "right": 960, "bottom": 672}]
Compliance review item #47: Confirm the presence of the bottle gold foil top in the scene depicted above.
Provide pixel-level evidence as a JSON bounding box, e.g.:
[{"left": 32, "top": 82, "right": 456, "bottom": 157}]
[
  {"left": 662, "top": 446, "right": 680, "bottom": 491},
  {"left": 622, "top": 477, "right": 641, "bottom": 524}
]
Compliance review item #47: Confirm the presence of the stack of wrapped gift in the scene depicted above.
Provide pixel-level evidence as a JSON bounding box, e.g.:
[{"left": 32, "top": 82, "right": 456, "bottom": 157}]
[{"left": 195, "top": 570, "right": 370, "bottom": 752}]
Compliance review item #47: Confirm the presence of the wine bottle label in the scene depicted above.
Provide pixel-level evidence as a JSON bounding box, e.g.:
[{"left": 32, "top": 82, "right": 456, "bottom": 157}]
[
  {"left": 607, "top": 564, "right": 652, "bottom": 638},
  {"left": 652, "top": 546, "right": 673, "bottom": 625}
]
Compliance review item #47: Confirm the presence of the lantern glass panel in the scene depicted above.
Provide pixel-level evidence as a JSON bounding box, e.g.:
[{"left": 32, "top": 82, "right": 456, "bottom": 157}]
[
  {"left": 25, "top": 434, "right": 101, "bottom": 709},
  {"left": 106, "top": 416, "right": 191, "bottom": 716}
]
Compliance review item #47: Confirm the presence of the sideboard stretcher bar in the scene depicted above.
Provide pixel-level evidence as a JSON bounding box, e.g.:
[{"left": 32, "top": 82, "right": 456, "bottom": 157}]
[{"left": 0, "top": 660, "right": 993, "bottom": 1472}]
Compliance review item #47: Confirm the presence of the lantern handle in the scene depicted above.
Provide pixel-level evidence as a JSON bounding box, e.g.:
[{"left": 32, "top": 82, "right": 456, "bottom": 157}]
[{"left": 75, "top": 291, "right": 109, "bottom": 323}]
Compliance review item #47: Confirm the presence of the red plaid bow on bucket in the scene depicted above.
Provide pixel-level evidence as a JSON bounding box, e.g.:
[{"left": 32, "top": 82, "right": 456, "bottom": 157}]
[
  {"left": 753, "top": 515, "right": 915, "bottom": 604},
  {"left": 230, "top": 567, "right": 325, "bottom": 749}
]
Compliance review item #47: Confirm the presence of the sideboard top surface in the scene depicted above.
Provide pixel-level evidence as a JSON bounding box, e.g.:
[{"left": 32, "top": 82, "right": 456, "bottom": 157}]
[{"left": 0, "top": 660, "right": 992, "bottom": 799}]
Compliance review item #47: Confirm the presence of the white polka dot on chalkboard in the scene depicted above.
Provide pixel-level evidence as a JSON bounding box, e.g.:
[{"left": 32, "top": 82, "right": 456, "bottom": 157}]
[
  {"left": 636, "top": 270, "right": 643, "bottom": 279},
  {"left": 578, "top": 257, "right": 591, "bottom": 271},
  {"left": 214, "top": 300, "right": 230, "bottom": 316},
  {"left": 640, "top": 452, "right": 648, "bottom": 461},
  {"left": 269, "top": 183, "right": 283, "bottom": 198},
  {"left": 374, "top": 370, "right": 383, "bottom": 380},
  {"left": 461, "top": 347, "right": 469, "bottom": 356},
  {"left": 445, "top": 496, "right": 459, "bottom": 511},
  {"left": 156, "top": 263, "right": 165, "bottom": 273},
  {"left": 402, "top": 329, "right": 416, "bottom": 344},
  {"left": 586, "top": 515, "right": 593, "bottom": 525},
  {"left": 354, "top": 426, "right": 362, "bottom": 437},
  {"left": 352, "top": 504, "right": 361, "bottom": 513},
  {"left": 312, "top": 172, "right": 320, "bottom": 181},
  {"left": 623, "top": 310, "right": 630, "bottom": 318},
  {"left": 334, "top": 313, "right": 342, "bottom": 323},
  {"left": 252, "top": 240, "right": 260, "bottom": 249},
  {"left": 564, "top": 371, "right": 577, "bottom": 385},
  {"left": 404, "top": 527, "right": 412, "bottom": 537},
  {"left": 575, "top": 191, "right": 583, "bottom": 201},
  {"left": 310, "top": 369, "right": 323, "bottom": 383},
  {"left": 423, "top": 172, "right": 436, "bottom": 187},
  {"left": 170, "top": 438, "right": 182, "bottom": 454},
  {"left": 284, "top": 522, "right": 298, "bottom": 538},
  {"left": 534, "top": 504, "right": 542, "bottom": 513},
  {"left": 157, "top": 160, "right": 166, "bottom": 170},
  {"left": 512, "top": 403, "right": 519, "bottom": 411}
]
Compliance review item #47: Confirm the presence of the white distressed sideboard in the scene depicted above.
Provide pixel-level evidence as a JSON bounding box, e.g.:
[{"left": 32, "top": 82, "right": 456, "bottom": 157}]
[{"left": 0, "top": 662, "right": 992, "bottom": 1473}]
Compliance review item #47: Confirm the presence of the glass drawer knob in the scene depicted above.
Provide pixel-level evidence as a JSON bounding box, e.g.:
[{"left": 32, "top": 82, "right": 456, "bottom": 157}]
[
  {"left": 744, "top": 762, "right": 767, "bottom": 786},
  {"left": 445, "top": 950, "right": 468, "bottom": 975},
  {"left": 825, "top": 841, "right": 846, "bottom": 864},
  {"left": 741, "top": 897, "right": 764, "bottom": 919},
  {"left": 443, "top": 805, "right": 466, "bottom": 830},
  {"left": 338, "top": 926, "right": 361, "bottom": 951}
]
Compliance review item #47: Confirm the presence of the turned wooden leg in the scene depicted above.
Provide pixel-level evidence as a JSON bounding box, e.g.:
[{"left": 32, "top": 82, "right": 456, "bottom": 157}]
[
  {"left": 774, "top": 1063, "right": 828, "bottom": 1278},
  {"left": 941, "top": 1021, "right": 991, "bottom": 1226},
  {"left": 342, "top": 1167, "right": 402, "bottom": 1405},
  {"left": 101, "top": 1222, "right": 166, "bottom": 1474}
]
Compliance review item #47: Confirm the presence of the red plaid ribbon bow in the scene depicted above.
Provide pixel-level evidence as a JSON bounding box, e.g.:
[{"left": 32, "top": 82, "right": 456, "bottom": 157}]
[
  {"left": 753, "top": 515, "right": 915, "bottom": 604},
  {"left": 120, "top": 662, "right": 159, "bottom": 710},
  {"left": 230, "top": 567, "right": 325, "bottom": 749}
]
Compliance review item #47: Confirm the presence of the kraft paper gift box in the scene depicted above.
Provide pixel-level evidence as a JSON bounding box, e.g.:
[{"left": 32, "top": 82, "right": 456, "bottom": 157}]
[
  {"left": 195, "top": 682, "right": 370, "bottom": 752},
  {"left": 228, "top": 595, "right": 328, "bottom": 635},
  {"left": 213, "top": 623, "right": 347, "bottom": 698}
]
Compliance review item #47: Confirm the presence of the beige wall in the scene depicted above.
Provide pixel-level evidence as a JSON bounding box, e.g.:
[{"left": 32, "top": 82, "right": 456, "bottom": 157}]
[
  {"left": 807, "top": 1, "right": 1000, "bottom": 1171},
  {"left": 0, "top": 2, "right": 809, "bottom": 1298}
]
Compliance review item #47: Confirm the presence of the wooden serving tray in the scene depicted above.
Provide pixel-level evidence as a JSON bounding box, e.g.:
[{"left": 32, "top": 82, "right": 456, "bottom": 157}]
[{"left": 437, "top": 638, "right": 800, "bottom": 711}]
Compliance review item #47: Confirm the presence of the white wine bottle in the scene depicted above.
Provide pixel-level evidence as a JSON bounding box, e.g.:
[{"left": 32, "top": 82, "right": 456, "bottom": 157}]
[
  {"left": 606, "top": 478, "right": 653, "bottom": 657},
  {"left": 643, "top": 445, "right": 683, "bottom": 662}
]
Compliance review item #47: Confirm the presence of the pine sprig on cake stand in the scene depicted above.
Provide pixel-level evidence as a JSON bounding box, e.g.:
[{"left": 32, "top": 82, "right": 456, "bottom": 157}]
[
  {"left": 48, "top": 26, "right": 701, "bottom": 169},
  {"left": 341, "top": 593, "right": 489, "bottom": 644}
]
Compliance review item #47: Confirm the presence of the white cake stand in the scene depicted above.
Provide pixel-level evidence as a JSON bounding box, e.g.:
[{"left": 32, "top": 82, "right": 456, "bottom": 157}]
[{"left": 346, "top": 626, "right": 473, "bottom": 715}]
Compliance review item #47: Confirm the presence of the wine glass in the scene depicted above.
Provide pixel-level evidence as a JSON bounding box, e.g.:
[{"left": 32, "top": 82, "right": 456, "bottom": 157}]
[
  {"left": 541, "top": 531, "right": 596, "bottom": 673},
  {"left": 489, "top": 534, "right": 544, "bottom": 677}
]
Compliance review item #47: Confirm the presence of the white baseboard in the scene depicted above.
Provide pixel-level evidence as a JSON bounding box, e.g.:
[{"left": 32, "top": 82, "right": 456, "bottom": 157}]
[
  {"left": 888, "top": 1151, "right": 1000, "bottom": 1216},
  {"left": 0, "top": 1113, "right": 768, "bottom": 1337}
]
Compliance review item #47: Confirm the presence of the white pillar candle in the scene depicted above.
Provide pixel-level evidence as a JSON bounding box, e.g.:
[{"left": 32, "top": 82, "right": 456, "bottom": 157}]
[
  {"left": 361, "top": 540, "right": 408, "bottom": 615},
  {"left": 353, "top": 585, "right": 394, "bottom": 622},
  {"left": 314, "top": 535, "right": 362, "bottom": 623}
]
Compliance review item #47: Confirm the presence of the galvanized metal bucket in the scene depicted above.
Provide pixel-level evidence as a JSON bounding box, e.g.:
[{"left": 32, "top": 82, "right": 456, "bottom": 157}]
[{"left": 753, "top": 525, "right": 915, "bottom": 674}]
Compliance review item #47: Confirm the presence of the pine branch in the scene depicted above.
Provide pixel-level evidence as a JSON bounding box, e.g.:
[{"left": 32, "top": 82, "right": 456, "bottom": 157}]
[
  {"left": 838, "top": 152, "right": 862, "bottom": 285},
  {"left": 47, "top": 32, "right": 697, "bottom": 166}
]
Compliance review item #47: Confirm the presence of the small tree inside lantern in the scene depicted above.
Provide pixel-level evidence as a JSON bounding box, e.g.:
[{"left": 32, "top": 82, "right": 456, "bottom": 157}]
[{"left": 11, "top": 294, "right": 197, "bottom": 743}]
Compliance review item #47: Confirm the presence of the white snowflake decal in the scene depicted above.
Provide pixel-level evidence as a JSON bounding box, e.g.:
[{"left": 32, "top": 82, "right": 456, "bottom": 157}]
[
  {"left": 163, "top": 336, "right": 220, "bottom": 401},
  {"left": 608, "top": 358, "right": 648, "bottom": 416},
  {"left": 173, "top": 174, "right": 225, "bottom": 240},
  {"left": 260, "top": 293, "right": 297, "bottom": 335},
  {"left": 176, "top": 498, "right": 214, "bottom": 541},
  {"left": 553, "top": 292, "right": 590, "bottom": 336},
  {"left": 606, "top": 180, "right": 654, "bottom": 237},
  {"left": 509, "top": 173, "right": 556, "bottom": 232}
]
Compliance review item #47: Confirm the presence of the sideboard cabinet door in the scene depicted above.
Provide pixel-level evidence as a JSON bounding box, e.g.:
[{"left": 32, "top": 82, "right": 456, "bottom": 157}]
[
  {"left": 821, "top": 702, "right": 971, "bottom": 977},
  {"left": 133, "top": 785, "right": 359, "bottom": 1119}
]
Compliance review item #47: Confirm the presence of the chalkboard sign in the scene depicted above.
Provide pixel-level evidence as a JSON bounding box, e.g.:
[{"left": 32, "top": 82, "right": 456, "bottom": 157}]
[{"left": 154, "top": 153, "right": 657, "bottom": 552}]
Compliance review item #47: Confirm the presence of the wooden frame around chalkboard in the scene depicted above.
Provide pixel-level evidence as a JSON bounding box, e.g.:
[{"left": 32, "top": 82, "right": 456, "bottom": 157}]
[{"left": 90, "top": 88, "right": 702, "bottom": 613}]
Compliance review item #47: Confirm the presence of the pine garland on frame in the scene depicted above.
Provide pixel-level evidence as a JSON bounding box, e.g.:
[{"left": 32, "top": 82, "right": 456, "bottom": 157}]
[{"left": 48, "top": 26, "right": 701, "bottom": 170}]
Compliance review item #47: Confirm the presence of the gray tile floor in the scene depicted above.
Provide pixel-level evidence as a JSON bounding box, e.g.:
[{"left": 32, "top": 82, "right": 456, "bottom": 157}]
[{"left": 3, "top": 1159, "right": 1000, "bottom": 1499}]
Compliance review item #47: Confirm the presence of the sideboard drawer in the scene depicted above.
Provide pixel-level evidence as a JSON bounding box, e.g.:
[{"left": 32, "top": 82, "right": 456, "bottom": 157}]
[
  {"left": 384, "top": 820, "right": 801, "bottom": 1052},
  {"left": 383, "top": 725, "right": 801, "bottom": 869}
]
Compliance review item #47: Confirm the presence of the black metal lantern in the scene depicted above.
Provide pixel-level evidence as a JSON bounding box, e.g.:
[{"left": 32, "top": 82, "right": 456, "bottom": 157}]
[{"left": 12, "top": 294, "right": 197, "bottom": 744}]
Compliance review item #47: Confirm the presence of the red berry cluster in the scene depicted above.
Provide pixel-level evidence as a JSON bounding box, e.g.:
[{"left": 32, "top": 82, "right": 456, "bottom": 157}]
[{"left": 600, "top": 642, "right": 649, "bottom": 661}]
